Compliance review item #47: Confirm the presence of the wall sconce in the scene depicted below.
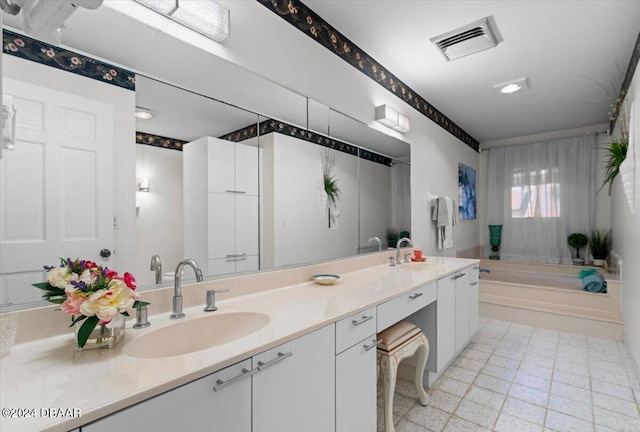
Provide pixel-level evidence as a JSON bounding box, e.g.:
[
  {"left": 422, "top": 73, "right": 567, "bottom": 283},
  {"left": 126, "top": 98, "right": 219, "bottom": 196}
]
[
  {"left": 138, "top": 178, "right": 150, "bottom": 192},
  {"left": 133, "top": 0, "right": 230, "bottom": 42},
  {"left": 375, "top": 105, "right": 410, "bottom": 133}
]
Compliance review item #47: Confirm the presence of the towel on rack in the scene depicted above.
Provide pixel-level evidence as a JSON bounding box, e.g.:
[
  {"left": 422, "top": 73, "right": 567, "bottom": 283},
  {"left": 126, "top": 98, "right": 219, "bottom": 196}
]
[{"left": 432, "top": 196, "right": 457, "bottom": 249}]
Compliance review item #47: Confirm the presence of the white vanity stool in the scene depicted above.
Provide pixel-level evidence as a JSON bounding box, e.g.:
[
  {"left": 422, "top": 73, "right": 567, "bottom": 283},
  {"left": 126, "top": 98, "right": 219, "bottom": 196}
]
[{"left": 377, "top": 321, "right": 430, "bottom": 432}]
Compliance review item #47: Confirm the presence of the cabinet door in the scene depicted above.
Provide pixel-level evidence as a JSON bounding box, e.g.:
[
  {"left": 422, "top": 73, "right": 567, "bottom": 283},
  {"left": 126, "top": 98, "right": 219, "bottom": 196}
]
[
  {"left": 207, "top": 257, "right": 237, "bottom": 277},
  {"left": 336, "top": 336, "right": 377, "bottom": 432},
  {"left": 235, "top": 254, "right": 259, "bottom": 273},
  {"left": 82, "top": 359, "right": 252, "bottom": 431},
  {"left": 208, "top": 192, "right": 235, "bottom": 260},
  {"left": 235, "top": 194, "right": 259, "bottom": 257},
  {"left": 252, "top": 325, "right": 335, "bottom": 432},
  {"left": 207, "top": 137, "right": 235, "bottom": 193},
  {"left": 469, "top": 265, "right": 480, "bottom": 336},
  {"left": 235, "top": 142, "right": 259, "bottom": 196},
  {"left": 437, "top": 276, "right": 456, "bottom": 372},
  {"left": 455, "top": 272, "right": 470, "bottom": 352}
]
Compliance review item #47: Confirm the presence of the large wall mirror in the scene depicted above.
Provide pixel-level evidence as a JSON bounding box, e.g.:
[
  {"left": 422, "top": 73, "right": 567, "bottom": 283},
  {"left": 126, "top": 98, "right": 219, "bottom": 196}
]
[{"left": 0, "top": 8, "right": 410, "bottom": 311}]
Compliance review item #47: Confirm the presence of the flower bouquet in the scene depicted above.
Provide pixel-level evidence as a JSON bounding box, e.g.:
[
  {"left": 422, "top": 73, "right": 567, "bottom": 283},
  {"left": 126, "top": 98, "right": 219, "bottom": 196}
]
[{"left": 33, "top": 258, "right": 149, "bottom": 349}]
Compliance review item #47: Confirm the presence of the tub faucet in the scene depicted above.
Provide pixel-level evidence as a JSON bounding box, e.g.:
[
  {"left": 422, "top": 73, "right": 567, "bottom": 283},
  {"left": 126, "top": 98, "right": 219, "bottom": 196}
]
[
  {"left": 171, "top": 259, "right": 204, "bottom": 319},
  {"left": 368, "top": 236, "right": 382, "bottom": 251},
  {"left": 150, "top": 254, "right": 162, "bottom": 284},
  {"left": 395, "top": 237, "right": 413, "bottom": 265}
]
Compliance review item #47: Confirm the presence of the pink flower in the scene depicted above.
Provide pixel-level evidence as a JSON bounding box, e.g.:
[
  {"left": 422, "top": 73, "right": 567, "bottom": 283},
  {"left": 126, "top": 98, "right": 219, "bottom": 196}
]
[
  {"left": 84, "top": 260, "right": 98, "bottom": 269},
  {"left": 61, "top": 294, "right": 86, "bottom": 315},
  {"left": 14, "top": 39, "right": 24, "bottom": 47},
  {"left": 71, "top": 57, "right": 81, "bottom": 65},
  {"left": 109, "top": 69, "right": 117, "bottom": 76},
  {"left": 45, "top": 49, "right": 55, "bottom": 58},
  {"left": 123, "top": 272, "right": 136, "bottom": 291},
  {"left": 7, "top": 44, "right": 17, "bottom": 52},
  {"left": 103, "top": 74, "right": 112, "bottom": 81},
  {"left": 80, "top": 279, "right": 138, "bottom": 322}
]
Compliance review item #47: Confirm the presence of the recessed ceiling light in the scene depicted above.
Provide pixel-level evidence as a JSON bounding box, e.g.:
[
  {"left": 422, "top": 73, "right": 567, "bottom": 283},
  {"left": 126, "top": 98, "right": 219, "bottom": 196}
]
[
  {"left": 494, "top": 78, "right": 530, "bottom": 95},
  {"left": 135, "top": 107, "right": 157, "bottom": 119}
]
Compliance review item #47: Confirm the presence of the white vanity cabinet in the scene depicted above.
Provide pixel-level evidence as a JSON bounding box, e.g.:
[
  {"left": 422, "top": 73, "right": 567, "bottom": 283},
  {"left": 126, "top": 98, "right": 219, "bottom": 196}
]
[
  {"left": 335, "top": 308, "right": 377, "bottom": 432},
  {"left": 81, "top": 359, "right": 252, "bottom": 431},
  {"left": 252, "top": 324, "right": 335, "bottom": 432},
  {"left": 424, "top": 265, "right": 478, "bottom": 377},
  {"left": 183, "top": 136, "right": 260, "bottom": 277},
  {"left": 469, "top": 264, "right": 480, "bottom": 336}
]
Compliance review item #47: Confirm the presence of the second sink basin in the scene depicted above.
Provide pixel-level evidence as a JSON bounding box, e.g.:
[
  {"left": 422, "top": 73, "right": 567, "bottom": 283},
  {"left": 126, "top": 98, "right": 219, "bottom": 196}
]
[{"left": 124, "top": 312, "right": 271, "bottom": 359}]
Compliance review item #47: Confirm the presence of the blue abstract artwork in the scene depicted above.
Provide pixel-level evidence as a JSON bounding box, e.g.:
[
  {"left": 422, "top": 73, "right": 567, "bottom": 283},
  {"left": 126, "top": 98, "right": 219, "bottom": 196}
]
[{"left": 458, "top": 163, "right": 477, "bottom": 220}]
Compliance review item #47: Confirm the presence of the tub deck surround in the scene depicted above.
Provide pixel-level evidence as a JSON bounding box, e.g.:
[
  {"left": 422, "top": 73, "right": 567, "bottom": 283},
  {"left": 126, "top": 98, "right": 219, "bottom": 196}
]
[
  {"left": 478, "top": 259, "right": 623, "bottom": 339},
  {"left": 0, "top": 256, "right": 478, "bottom": 432}
]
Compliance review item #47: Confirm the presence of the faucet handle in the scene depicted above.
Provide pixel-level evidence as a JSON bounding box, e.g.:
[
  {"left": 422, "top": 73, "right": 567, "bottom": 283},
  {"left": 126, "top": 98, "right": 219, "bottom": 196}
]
[
  {"left": 404, "top": 253, "right": 412, "bottom": 263},
  {"left": 388, "top": 256, "right": 396, "bottom": 267},
  {"left": 204, "top": 289, "right": 230, "bottom": 312},
  {"left": 133, "top": 304, "right": 151, "bottom": 329}
]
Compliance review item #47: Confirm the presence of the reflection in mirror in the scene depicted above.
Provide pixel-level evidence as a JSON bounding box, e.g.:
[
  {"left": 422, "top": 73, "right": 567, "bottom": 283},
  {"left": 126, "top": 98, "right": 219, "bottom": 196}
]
[
  {"left": 326, "top": 109, "right": 411, "bottom": 252},
  {"left": 134, "top": 76, "right": 260, "bottom": 286}
]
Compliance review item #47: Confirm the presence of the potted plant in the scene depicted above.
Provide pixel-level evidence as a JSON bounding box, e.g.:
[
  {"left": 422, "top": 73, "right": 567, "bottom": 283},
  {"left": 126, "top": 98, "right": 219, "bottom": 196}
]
[
  {"left": 386, "top": 228, "right": 399, "bottom": 249},
  {"left": 599, "top": 137, "right": 628, "bottom": 196},
  {"left": 568, "top": 233, "right": 588, "bottom": 265},
  {"left": 588, "top": 229, "right": 612, "bottom": 267},
  {"left": 321, "top": 149, "right": 340, "bottom": 207}
]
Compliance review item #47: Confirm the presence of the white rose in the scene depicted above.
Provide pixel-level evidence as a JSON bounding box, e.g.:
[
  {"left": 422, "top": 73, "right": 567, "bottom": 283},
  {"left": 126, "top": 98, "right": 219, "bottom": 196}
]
[
  {"left": 47, "top": 267, "right": 77, "bottom": 289},
  {"left": 79, "top": 269, "right": 97, "bottom": 286},
  {"left": 79, "top": 279, "right": 138, "bottom": 322}
]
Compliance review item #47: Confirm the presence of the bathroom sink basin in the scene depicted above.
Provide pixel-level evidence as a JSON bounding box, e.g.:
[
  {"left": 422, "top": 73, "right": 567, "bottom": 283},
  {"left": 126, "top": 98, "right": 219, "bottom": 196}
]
[
  {"left": 124, "top": 312, "right": 270, "bottom": 359},
  {"left": 399, "top": 262, "right": 445, "bottom": 272}
]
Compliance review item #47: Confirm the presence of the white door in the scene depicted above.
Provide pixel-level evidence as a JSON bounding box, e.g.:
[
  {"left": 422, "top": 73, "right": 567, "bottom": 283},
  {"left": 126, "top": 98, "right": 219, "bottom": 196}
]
[{"left": 0, "top": 79, "right": 113, "bottom": 306}]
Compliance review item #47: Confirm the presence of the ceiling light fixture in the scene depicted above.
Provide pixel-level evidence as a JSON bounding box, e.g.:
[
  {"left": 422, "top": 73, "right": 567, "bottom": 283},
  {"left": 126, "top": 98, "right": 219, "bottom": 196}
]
[
  {"left": 133, "top": 0, "right": 230, "bottom": 42},
  {"left": 494, "top": 77, "right": 530, "bottom": 95},
  {"left": 135, "top": 106, "right": 157, "bottom": 119},
  {"left": 375, "top": 105, "right": 410, "bottom": 133}
]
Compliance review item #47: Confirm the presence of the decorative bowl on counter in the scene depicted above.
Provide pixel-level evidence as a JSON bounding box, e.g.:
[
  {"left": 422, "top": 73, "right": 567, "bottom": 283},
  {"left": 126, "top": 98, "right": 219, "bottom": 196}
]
[{"left": 312, "top": 274, "right": 341, "bottom": 285}]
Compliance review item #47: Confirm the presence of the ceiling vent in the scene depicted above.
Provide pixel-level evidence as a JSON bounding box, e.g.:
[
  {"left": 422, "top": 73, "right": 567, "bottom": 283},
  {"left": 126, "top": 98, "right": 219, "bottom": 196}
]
[{"left": 431, "top": 17, "right": 499, "bottom": 62}]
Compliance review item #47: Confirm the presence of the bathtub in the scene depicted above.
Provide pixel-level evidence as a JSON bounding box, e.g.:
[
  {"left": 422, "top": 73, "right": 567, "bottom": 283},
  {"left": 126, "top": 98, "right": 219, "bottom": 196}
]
[{"left": 478, "top": 259, "right": 623, "bottom": 339}]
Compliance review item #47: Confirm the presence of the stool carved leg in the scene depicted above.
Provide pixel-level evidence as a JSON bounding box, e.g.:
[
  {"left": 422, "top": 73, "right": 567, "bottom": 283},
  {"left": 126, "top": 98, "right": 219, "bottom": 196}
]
[
  {"left": 414, "top": 335, "right": 430, "bottom": 406},
  {"left": 380, "top": 354, "right": 398, "bottom": 432}
]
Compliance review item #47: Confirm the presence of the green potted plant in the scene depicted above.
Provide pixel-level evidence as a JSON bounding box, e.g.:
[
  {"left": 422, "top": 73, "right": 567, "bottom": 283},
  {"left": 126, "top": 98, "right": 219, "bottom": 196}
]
[
  {"left": 568, "top": 233, "right": 588, "bottom": 265},
  {"left": 588, "top": 229, "right": 612, "bottom": 267},
  {"left": 321, "top": 149, "right": 340, "bottom": 206},
  {"left": 386, "top": 228, "right": 399, "bottom": 249},
  {"left": 599, "top": 137, "right": 628, "bottom": 196}
]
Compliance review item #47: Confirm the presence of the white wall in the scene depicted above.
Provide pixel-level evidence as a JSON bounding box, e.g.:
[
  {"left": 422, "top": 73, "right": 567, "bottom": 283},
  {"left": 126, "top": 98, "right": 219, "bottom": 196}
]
[
  {"left": 2, "top": 55, "right": 136, "bottom": 273},
  {"left": 135, "top": 144, "right": 183, "bottom": 285},
  {"left": 610, "top": 72, "right": 640, "bottom": 370}
]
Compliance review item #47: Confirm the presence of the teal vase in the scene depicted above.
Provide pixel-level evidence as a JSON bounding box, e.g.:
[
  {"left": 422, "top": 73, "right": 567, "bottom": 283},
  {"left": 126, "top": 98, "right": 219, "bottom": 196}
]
[{"left": 488, "top": 225, "right": 503, "bottom": 260}]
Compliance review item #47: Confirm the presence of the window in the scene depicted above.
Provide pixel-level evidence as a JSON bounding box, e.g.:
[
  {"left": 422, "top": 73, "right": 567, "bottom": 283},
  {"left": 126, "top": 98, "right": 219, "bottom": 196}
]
[{"left": 511, "top": 168, "right": 560, "bottom": 218}]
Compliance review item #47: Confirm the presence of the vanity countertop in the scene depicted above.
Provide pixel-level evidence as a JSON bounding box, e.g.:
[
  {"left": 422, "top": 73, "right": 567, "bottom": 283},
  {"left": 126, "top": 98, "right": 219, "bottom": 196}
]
[{"left": 0, "top": 256, "right": 478, "bottom": 432}]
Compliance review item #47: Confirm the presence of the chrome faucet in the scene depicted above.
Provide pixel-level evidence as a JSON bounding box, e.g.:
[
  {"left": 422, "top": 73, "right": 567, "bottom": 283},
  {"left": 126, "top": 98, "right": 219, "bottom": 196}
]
[
  {"left": 150, "top": 254, "right": 162, "bottom": 284},
  {"left": 368, "top": 236, "right": 382, "bottom": 251},
  {"left": 395, "top": 237, "right": 413, "bottom": 265},
  {"left": 171, "top": 259, "right": 204, "bottom": 319}
]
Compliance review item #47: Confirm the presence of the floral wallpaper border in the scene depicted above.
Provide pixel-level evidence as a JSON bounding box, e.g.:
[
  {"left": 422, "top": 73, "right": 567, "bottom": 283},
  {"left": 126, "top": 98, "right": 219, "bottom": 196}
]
[
  {"left": 2, "top": 29, "right": 135, "bottom": 91},
  {"left": 136, "top": 132, "right": 186, "bottom": 151},
  {"left": 256, "top": 0, "right": 480, "bottom": 152},
  {"left": 610, "top": 30, "right": 640, "bottom": 132},
  {"left": 220, "top": 119, "right": 393, "bottom": 166}
]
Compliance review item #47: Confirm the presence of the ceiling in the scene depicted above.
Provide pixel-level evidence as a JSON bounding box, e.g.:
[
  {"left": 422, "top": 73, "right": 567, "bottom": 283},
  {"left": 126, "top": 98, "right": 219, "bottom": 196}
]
[
  {"left": 305, "top": 0, "right": 640, "bottom": 143},
  {"left": 3, "top": 1, "right": 639, "bottom": 148}
]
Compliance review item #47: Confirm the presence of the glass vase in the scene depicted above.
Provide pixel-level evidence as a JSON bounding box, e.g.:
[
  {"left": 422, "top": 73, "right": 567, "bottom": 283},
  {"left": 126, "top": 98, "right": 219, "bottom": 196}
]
[
  {"left": 488, "top": 224, "right": 503, "bottom": 260},
  {"left": 74, "top": 313, "right": 125, "bottom": 351}
]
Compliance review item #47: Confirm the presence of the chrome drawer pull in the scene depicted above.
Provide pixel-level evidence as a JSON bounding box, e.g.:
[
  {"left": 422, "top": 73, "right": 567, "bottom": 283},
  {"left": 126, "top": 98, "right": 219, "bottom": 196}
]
[
  {"left": 225, "top": 190, "right": 247, "bottom": 194},
  {"left": 409, "top": 292, "right": 423, "bottom": 300},
  {"left": 257, "top": 351, "right": 293, "bottom": 371},
  {"left": 226, "top": 253, "right": 247, "bottom": 258},
  {"left": 352, "top": 315, "right": 373, "bottom": 326},
  {"left": 364, "top": 339, "right": 378, "bottom": 351},
  {"left": 470, "top": 282, "right": 478, "bottom": 286},
  {"left": 451, "top": 274, "right": 459, "bottom": 280},
  {"left": 213, "top": 368, "right": 255, "bottom": 392},
  {"left": 459, "top": 273, "right": 466, "bottom": 277}
]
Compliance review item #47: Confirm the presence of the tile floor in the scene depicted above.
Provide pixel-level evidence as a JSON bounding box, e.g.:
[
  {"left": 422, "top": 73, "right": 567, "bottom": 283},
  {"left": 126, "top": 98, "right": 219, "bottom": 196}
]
[{"left": 377, "top": 318, "right": 640, "bottom": 432}]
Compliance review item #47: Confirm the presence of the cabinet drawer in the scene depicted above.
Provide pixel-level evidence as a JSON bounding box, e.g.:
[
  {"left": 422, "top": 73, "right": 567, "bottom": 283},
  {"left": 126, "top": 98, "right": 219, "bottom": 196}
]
[
  {"left": 377, "top": 282, "right": 436, "bottom": 332},
  {"left": 335, "top": 306, "right": 377, "bottom": 354}
]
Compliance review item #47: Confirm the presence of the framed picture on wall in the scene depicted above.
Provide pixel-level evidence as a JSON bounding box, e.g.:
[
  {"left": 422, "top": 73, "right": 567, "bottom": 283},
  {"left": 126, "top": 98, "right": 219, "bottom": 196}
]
[{"left": 458, "top": 163, "right": 477, "bottom": 220}]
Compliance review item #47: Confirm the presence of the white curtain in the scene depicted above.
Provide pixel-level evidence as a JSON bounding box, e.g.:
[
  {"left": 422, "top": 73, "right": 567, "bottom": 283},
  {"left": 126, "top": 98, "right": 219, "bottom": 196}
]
[{"left": 486, "top": 135, "right": 596, "bottom": 264}]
